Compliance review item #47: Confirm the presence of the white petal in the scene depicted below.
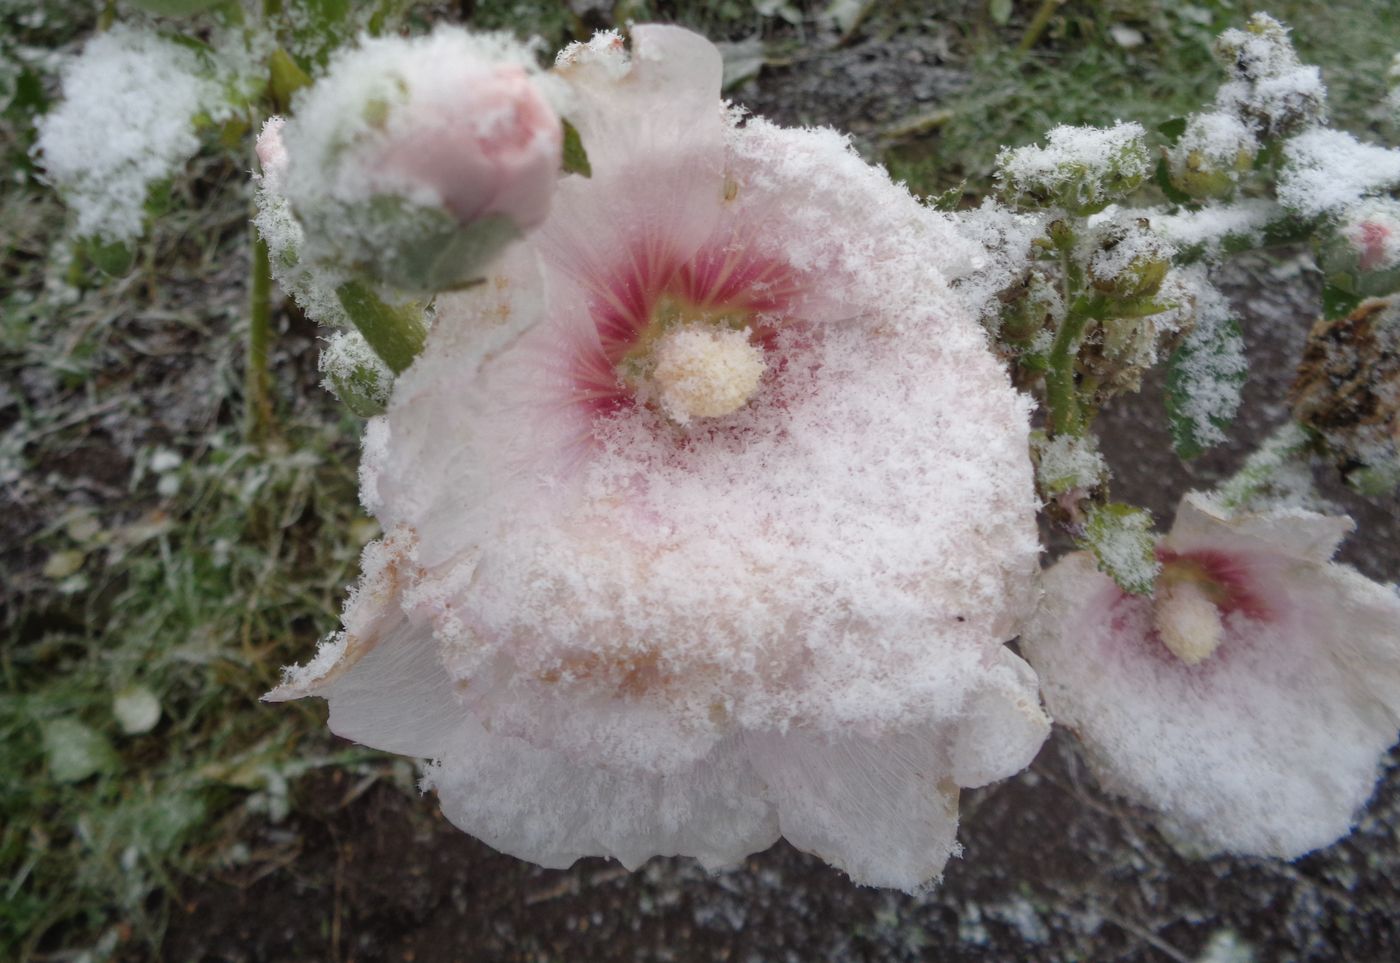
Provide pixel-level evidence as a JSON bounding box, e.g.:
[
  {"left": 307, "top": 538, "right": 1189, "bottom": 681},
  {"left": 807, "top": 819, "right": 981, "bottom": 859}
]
[
  {"left": 746, "top": 727, "right": 961, "bottom": 892},
  {"left": 948, "top": 648, "right": 1051, "bottom": 788},
  {"left": 1167, "top": 491, "right": 1353, "bottom": 563},
  {"left": 427, "top": 723, "right": 778, "bottom": 872}
]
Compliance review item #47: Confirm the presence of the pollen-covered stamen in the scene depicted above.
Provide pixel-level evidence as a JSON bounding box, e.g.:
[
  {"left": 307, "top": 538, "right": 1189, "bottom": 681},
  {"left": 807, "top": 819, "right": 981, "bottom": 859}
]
[
  {"left": 1153, "top": 560, "right": 1228, "bottom": 665},
  {"left": 646, "top": 324, "right": 766, "bottom": 424}
]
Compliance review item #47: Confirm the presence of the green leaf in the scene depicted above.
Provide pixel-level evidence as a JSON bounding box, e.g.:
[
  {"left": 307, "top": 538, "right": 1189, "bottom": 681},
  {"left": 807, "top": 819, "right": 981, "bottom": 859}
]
[
  {"left": 83, "top": 237, "right": 136, "bottom": 277},
  {"left": 126, "top": 0, "right": 225, "bottom": 14},
  {"left": 42, "top": 718, "right": 119, "bottom": 783},
  {"left": 1321, "top": 282, "right": 1362, "bottom": 321},
  {"left": 1153, "top": 155, "right": 1193, "bottom": 205},
  {"left": 1165, "top": 316, "right": 1246, "bottom": 459},
  {"left": 562, "top": 118, "right": 591, "bottom": 178},
  {"left": 1156, "top": 117, "right": 1187, "bottom": 143},
  {"left": 1079, "top": 502, "right": 1159, "bottom": 595},
  {"left": 268, "top": 48, "right": 313, "bottom": 113},
  {"left": 335, "top": 280, "right": 428, "bottom": 374},
  {"left": 989, "top": 0, "right": 1013, "bottom": 26}
]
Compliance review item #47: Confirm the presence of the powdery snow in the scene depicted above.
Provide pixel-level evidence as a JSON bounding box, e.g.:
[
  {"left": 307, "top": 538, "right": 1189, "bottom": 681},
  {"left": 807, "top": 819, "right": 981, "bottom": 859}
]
[{"left": 35, "top": 25, "right": 224, "bottom": 242}]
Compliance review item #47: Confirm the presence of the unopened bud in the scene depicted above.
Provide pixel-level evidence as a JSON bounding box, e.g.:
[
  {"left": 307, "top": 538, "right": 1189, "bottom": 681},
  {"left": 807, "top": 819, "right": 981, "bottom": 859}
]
[
  {"left": 1087, "top": 218, "right": 1173, "bottom": 300},
  {"left": 995, "top": 122, "right": 1150, "bottom": 216},
  {"left": 1166, "top": 112, "right": 1258, "bottom": 200},
  {"left": 277, "top": 28, "right": 563, "bottom": 293},
  {"left": 1319, "top": 199, "right": 1400, "bottom": 299}
]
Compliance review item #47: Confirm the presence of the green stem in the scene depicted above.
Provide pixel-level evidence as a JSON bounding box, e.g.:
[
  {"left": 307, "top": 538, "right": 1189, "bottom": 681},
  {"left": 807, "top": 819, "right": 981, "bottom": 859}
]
[
  {"left": 1044, "top": 295, "right": 1095, "bottom": 435},
  {"left": 246, "top": 227, "right": 274, "bottom": 443},
  {"left": 1018, "top": 0, "right": 1066, "bottom": 53},
  {"left": 335, "top": 280, "right": 427, "bottom": 374}
]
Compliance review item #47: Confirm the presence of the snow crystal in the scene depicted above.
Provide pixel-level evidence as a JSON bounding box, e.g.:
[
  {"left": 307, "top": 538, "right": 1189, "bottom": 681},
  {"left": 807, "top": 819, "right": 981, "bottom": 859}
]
[
  {"left": 1165, "top": 111, "right": 1257, "bottom": 197},
  {"left": 320, "top": 329, "right": 393, "bottom": 412},
  {"left": 948, "top": 200, "right": 1046, "bottom": 328},
  {"left": 995, "top": 122, "right": 1149, "bottom": 214},
  {"left": 35, "top": 25, "right": 223, "bottom": 242},
  {"left": 1277, "top": 129, "right": 1400, "bottom": 220}
]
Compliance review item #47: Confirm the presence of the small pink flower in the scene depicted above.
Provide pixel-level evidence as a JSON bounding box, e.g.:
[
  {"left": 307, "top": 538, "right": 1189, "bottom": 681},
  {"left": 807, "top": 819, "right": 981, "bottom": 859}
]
[
  {"left": 271, "top": 28, "right": 563, "bottom": 289},
  {"left": 271, "top": 26, "right": 1045, "bottom": 891},
  {"left": 367, "top": 61, "right": 561, "bottom": 232},
  {"left": 1023, "top": 491, "right": 1400, "bottom": 857}
]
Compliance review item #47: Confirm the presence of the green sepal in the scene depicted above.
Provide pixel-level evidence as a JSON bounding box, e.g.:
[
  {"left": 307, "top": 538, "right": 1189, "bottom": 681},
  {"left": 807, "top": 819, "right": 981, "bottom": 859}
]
[
  {"left": 1156, "top": 117, "right": 1187, "bottom": 144},
  {"left": 562, "top": 118, "right": 591, "bottom": 178},
  {"left": 335, "top": 280, "right": 427, "bottom": 374},
  {"left": 1079, "top": 502, "right": 1160, "bottom": 596},
  {"left": 1154, "top": 155, "right": 1194, "bottom": 206}
]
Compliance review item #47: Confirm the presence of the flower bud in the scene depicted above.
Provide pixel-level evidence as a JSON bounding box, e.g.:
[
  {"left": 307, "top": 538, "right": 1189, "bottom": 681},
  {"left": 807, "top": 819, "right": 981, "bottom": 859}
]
[
  {"left": 278, "top": 28, "right": 564, "bottom": 293},
  {"left": 995, "top": 122, "right": 1150, "bottom": 216},
  {"left": 1213, "top": 14, "right": 1326, "bottom": 139},
  {"left": 1318, "top": 199, "right": 1400, "bottom": 299},
  {"left": 1165, "top": 112, "right": 1258, "bottom": 200},
  {"left": 1086, "top": 218, "right": 1173, "bottom": 300},
  {"left": 1291, "top": 298, "right": 1400, "bottom": 494}
]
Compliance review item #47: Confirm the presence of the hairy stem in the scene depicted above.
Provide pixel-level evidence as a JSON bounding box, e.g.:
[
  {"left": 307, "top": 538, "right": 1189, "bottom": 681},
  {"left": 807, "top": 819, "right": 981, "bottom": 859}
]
[{"left": 246, "top": 227, "right": 275, "bottom": 443}]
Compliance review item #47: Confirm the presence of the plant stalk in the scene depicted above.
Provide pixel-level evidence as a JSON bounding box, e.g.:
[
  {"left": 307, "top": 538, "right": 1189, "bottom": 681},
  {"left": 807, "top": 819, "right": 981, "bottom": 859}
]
[{"left": 246, "top": 227, "right": 274, "bottom": 443}]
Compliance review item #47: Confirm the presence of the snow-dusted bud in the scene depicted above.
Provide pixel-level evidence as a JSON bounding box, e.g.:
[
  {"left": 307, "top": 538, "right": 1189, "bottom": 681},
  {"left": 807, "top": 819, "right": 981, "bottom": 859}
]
[
  {"left": 277, "top": 28, "right": 563, "bottom": 293},
  {"left": 1085, "top": 217, "right": 1173, "bottom": 300},
  {"left": 1024, "top": 492, "right": 1400, "bottom": 859},
  {"left": 1292, "top": 298, "right": 1400, "bottom": 494},
  {"left": 1318, "top": 199, "right": 1400, "bottom": 299},
  {"left": 1165, "top": 112, "right": 1258, "bottom": 200},
  {"left": 1213, "top": 14, "right": 1326, "bottom": 138},
  {"left": 995, "top": 122, "right": 1150, "bottom": 215}
]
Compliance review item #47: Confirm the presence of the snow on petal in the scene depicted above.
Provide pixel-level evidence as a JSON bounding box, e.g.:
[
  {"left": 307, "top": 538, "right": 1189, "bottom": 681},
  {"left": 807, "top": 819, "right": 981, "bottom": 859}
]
[
  {"left": 1022, "top": 493, "right": 1400, "bottom": 858},
  {"left": 273, "top": 25, "right": 1045, "bottom": 891}
]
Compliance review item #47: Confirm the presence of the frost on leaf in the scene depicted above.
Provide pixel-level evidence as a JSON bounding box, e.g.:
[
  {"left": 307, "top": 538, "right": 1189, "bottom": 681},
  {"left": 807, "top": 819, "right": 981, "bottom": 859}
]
[
  {"left": 1165, "top": 269, "right": 1246, "bottom": 459},
  {"left": 1080, "top": 502, "right": 1159, "bottom": 596},
  {"left": 1277, "top": 129, "right": 1400, "bottom": 221},
  {"left": 35, "top": 25, "right": 225, "bottom": 243}
]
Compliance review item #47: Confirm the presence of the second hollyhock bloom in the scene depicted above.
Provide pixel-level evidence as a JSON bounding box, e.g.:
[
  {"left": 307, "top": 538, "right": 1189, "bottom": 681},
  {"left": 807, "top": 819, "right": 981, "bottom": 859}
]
[
  {"left": 1023, "top": 491, "right": 1400, "bottom": 857},
  {"left": 271, "top": 26, "right": 1046, "bottom": 891}
]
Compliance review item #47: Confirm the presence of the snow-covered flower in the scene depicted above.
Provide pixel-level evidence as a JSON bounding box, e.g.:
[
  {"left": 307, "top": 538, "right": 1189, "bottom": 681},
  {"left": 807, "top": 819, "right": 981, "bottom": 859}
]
[
  {"left": 271, "top": 27, "right": 563, "bottom": 292},
  {"left": 269, "top": 26, "right": 1047, "bottom": 891},
  {"left": 1023, "top": 491, "right": 1400, "bottom": 858}
]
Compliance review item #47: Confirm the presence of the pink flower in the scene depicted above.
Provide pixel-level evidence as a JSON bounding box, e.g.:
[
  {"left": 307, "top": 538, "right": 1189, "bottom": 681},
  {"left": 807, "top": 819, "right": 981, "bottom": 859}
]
[
  {"left": 270, "top": 26, "right": 1045, "bottom": 891},
  {"left": 1023, "top": 491, "right": 1400, "bottom": 857},
  {"left": 272, "top": 28, "right": 563, "bottom": 290}
]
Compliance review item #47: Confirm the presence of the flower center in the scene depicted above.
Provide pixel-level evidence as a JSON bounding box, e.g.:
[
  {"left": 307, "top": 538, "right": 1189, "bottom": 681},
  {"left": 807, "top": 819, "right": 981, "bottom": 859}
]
[
  {"left": 1152, "top": 559, "right": 1229, "bottom": 665},
  {"left": 617, "top": 296, "right": 766, "bottom": 424}
]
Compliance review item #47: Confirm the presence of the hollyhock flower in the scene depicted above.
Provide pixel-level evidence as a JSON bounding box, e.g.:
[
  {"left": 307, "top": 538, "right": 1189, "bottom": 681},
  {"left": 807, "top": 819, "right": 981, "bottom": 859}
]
[
  {"left": 272, "top": 27, "right": 563, "bottom": 291},
  {"left": 270, "top": 26, "right": 1046, "bottom": 891},
  {"left": 1023, "top": 491, "right": 1400, "bottom": 858}
]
